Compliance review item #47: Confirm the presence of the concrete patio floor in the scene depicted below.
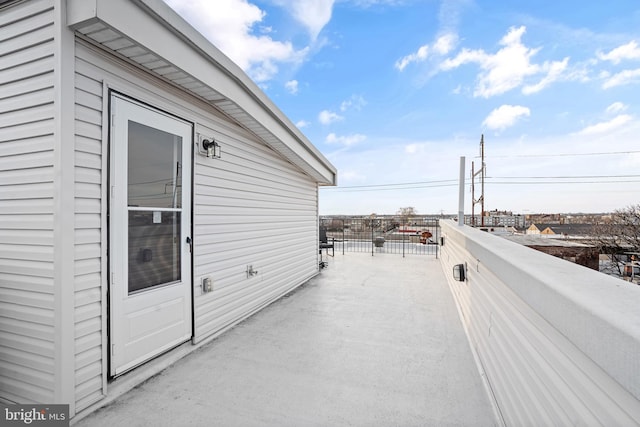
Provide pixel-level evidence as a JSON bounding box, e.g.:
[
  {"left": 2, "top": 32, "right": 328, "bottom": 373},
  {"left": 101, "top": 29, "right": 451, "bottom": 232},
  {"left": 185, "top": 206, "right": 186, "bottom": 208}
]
[{"left": 74, "top": 253, "right": 498, "bottom": 427}]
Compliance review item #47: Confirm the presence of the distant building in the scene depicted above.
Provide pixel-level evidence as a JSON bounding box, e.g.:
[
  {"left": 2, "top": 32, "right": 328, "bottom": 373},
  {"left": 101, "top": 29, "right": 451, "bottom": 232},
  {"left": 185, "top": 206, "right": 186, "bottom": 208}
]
[
  {"left": 466, "top": 212, "right": 525, "bottom": 228},
  {"left": 527, "top": 224, "right": 554, "bottom": 235},
  {"left": 503, "top": 235, "right": 599, "bottom": 270},
  {"left": 526, "top": 223, "right": 594, "bottom": 238},
  {"left": 475, "top": 226, "right": 518, "bottom": 236}
]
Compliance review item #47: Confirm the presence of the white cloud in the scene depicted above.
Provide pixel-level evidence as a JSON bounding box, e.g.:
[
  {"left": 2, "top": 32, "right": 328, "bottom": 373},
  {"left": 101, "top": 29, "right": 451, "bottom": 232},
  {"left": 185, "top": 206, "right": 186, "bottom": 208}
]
[
  {"left": 164, "top": 0, "right": 309, "bottom": 83},
  {"left": 440, "top": 48, "right": 487, "bottom": 70},
  {"left": 442, "top": 26, "right": 545, "bottom": 98},
  {"left": 274, "top": 0, "right": 335, "bottom": 40},
  {"left": 482, "top": 105, "right": 531, "bottom": 131},
  {"left": 296, "top": 119, "right": 310, "bottom": 128},
  {"left": 441, "top": 26, "right": 573, "bottom": 98},
  {"left": 433, "top": 33, "right": 458, "bottom": 55},
  {"left": 597, "top": 41, "right": 640, "bottom": 64},
  {"left": 325, "top": 133, "right": 366, "bottom": 146},
  {"left": 575, "top": 114, "right": 632, "bottom": 135},
  {"left": 318, "top": 110, "right": 344, "bottom": 124},
  {"left": 396, "top": 45, "right": 430, "bottom": 71},
  {"left": 285, "top": 80, "right": 299, "bottom": 94},
  {"left": 340, "top": 95, "right": 367, "bottom": 112},
  {"left": 250, "top": 60, "right": 279, "bottom": 82},
  {"left": 395, "top": 33, "right": 458, "bottom": 71},
  {"left": 602, "top": 68, "right": 640, "bottom": 89},
  {"left": 522, "top": 57, "right": 569, "bottom": 94},
  {"left": 606, "top": 102, "right": 627, "bottom": 115}
]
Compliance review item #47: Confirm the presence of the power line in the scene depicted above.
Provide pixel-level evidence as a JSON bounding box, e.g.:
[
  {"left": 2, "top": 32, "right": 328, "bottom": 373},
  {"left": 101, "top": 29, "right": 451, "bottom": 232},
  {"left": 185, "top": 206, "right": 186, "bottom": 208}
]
[
  {"left": 488, "top": 174, "right": 640, "bottom": 179},
  {"left": 323, "top": 174, "right": 640, "bottom": 190},
  {"left": 324, "top": 179, "right": 458, "bottom": 189},
  {"left": 324, "top": 183, "right": 459, "bottom": 192},
  {"left": 322, "top": 179, "right": 640, "bottom": 193},
  {"left": 477, "top": 150, "right": 640, "bottom": 159},
  {"left": 321, "top": 175, "right": 640, "bottom": 193},
  {"left": 487, "top": 180, "right": 640, "bottom": 185}
]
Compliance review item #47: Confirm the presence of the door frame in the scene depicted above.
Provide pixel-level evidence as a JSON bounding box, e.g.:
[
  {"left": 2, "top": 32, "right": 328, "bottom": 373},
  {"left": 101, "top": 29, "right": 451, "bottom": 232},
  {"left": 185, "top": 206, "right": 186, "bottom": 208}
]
[{"left": 107, "top": 91, "right": 195, "bottom": 377}]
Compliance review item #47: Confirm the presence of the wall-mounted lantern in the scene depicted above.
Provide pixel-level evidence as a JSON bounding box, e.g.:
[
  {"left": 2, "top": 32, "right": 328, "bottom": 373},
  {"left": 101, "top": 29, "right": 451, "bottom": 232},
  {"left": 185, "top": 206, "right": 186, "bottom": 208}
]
[
  {"left": 200, "top": 136, "right": 221, "bottom": 159},
  {"left": 453, "top": 263, "right": 466, "bottom": 282}
]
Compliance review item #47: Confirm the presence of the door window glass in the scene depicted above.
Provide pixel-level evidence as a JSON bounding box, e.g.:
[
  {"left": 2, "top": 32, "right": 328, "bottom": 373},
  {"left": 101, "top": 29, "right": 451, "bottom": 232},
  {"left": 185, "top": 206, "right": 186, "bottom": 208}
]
[
  {"left": 128, "top": 121, "right": 182, "bottom": 208},
  {"left": 128, "top": 211, "right": 181, "bottom": 292},
  {"left": 127, "top": 120, "right": 184, "bottom": 293}
]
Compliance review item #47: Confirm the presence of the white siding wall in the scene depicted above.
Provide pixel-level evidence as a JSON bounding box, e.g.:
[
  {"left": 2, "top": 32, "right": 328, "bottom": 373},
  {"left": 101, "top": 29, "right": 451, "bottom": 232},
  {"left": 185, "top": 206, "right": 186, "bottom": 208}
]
[
  {"left": 440, "top": 221, "right": 640, "bottom": 426},
  {"left": 75, "top": 38, "right": 320, "bottom": 370},
  {"left": 0, "top": 0, "right": 57, "bottom": 404},
  {"left": 193, "top": 123, "right": 319, "bottom": 342},
  {"left": 73, "top": 63, "right": 104, "bottom": 410},
  {"left": 0, "top": 0, "right": 321, "bottom": 413}
]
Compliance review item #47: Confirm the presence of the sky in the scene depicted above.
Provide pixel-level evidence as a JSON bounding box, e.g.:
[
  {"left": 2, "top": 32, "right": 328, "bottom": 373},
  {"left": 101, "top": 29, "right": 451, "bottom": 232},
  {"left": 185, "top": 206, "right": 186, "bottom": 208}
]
[{"left": 163, "top": 0, "right": 640, "bottom": 215}]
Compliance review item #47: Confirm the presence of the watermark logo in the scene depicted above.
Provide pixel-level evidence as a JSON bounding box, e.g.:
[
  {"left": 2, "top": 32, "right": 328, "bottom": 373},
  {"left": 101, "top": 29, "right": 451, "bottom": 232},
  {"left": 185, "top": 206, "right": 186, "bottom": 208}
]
[{"left": 2, "top": 405, "right": 69, "bottom": 426}]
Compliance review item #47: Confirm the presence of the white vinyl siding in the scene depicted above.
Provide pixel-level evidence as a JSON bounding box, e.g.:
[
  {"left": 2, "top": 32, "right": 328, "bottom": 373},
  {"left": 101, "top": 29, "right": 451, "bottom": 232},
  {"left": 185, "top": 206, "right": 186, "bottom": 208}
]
[
  {"left": 193, "top": 124, "right": 319, "bottom": 342},
  {"left": 0, "top": 0, "right": 56, "bottom": 404},
  {"left": 73, "top": 65, "right": 104, "bottom": 410},
  {"left": 441, "top": 221, "right": 640, "bottom": 425},
  {"left": 75, "top": 39, "right": 320, "bottom": 371},
  {"left": 2, "top": 0, "right": 329, "bottom": 416}
]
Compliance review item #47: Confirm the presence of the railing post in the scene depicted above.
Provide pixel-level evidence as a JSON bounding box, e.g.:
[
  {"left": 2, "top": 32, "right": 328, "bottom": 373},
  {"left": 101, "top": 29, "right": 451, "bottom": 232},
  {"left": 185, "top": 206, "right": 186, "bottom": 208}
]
[
  {"left": 371, "top": 218, "right": 374, "bottom": 256},
  {"left": 342, "top": 219, "right": 345, "bottom": 255},
  {"left": 402, "top": 218, "right": 406, "bottom": 258},
  {"left": 435, "top": 220, "right": 439, "bottom": 259}
]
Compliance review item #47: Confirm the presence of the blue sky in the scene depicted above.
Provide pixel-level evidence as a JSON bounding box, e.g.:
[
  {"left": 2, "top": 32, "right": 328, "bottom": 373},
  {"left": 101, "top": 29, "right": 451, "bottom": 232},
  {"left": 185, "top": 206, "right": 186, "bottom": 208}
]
[{"left": 164, "top": 0, "right": 640, "bottom": 215}]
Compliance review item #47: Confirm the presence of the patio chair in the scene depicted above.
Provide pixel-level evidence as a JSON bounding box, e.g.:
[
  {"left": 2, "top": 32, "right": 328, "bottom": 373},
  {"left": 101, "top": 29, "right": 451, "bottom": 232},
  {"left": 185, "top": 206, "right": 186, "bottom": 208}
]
[{"left": 319, "top": 226, "right": 335, "bottom": 259}]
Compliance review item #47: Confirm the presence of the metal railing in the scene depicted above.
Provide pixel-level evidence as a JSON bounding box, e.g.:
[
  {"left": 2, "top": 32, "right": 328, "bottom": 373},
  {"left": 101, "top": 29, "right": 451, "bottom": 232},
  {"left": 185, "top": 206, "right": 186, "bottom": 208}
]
[{"left": 320, "top": 216, "right": 440, "bottom": 257}]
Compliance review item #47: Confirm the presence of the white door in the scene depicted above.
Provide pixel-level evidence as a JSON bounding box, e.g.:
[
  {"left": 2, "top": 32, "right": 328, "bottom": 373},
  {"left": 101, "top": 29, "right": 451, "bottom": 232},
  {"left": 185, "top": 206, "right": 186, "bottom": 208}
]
[{"left": 110, "top": 95, "right": 193, "bottom": 376}]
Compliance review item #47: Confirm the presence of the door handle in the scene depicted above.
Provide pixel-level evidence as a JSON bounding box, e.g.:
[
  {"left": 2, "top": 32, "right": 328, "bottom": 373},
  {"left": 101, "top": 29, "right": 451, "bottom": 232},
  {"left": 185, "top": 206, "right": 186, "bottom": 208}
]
[{"left": 186, "top": 236, "right": 192, "bottom": 253}]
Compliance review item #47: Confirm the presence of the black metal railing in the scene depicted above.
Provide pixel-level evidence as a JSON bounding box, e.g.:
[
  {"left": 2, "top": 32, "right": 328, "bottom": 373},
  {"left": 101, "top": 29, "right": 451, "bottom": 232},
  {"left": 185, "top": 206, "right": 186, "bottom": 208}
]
[{"left": 320, "top": 216, "right": 440, "bottom": 257}]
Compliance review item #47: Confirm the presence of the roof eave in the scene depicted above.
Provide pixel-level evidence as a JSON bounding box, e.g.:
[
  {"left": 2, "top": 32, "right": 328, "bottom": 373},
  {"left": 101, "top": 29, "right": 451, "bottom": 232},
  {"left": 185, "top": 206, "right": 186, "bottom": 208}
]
[{"left": 67, "top": 0, "right": 337, "bottom": 185}]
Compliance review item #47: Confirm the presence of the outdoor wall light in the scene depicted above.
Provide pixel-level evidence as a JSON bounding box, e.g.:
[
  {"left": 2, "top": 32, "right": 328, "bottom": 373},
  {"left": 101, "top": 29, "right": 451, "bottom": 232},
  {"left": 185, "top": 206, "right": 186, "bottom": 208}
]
[
  {"left": 453, "top": 263, "right": 466, "bottom": 282},
  {"left": 202, "top": 137, "right": 221, "bottom": 159}
]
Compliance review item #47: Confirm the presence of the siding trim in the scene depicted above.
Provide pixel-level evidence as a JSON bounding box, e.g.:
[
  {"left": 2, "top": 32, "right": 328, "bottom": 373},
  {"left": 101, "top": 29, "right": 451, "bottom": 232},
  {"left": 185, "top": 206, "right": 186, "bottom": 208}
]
[
  {"left": 53, "top": 0, "right": 75, "bottom": 415},
  {"left": 99, "top": 75, "right": 109, "bottom": 403},
  {"left": 68, "top": 43, "right": 107, "bottom": 411}
]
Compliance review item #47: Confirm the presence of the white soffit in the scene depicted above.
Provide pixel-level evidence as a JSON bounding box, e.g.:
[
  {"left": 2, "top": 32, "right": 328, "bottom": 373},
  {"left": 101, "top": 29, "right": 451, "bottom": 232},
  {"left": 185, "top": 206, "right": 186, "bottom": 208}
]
[{"left": 67, "top": 0, "right": 337, "bottom": 185}]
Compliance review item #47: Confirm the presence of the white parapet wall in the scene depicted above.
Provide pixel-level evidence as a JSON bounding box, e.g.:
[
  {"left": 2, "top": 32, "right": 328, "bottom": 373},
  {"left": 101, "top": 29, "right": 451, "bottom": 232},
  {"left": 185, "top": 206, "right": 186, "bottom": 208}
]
[{"left": 439, "top": 220, "right": 640, "bottom": 426}]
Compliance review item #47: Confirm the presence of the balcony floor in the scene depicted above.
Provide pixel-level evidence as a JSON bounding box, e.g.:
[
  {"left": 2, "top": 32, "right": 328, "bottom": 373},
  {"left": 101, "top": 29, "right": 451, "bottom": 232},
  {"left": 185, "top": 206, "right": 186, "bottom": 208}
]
[{"left": 75, "top": 253, "right": 498, "bottom": 426}]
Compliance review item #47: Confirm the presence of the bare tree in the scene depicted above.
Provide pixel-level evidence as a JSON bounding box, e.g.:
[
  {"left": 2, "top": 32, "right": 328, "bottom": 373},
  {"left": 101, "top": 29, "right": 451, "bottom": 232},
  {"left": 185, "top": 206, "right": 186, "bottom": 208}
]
[
  {"left": 362, "top": 213, "right": 381, "bottom": 232},
  {"left": 397, "top": 207, "right": 417, "bottom": 219},
  {"left": 327, "top": 218, "right": 344, "bottom": 232},
  {"left": 397, "top": 207, "right": 417, "bottom": 224},
  {"left": 590, "top": 204, "right": 640, "bottom": 276}
]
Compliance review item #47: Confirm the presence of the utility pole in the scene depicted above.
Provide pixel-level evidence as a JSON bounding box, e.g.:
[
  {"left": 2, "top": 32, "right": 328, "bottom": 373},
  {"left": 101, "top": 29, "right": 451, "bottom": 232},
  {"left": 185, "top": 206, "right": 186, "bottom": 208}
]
[
  {"left": 471, "top": 161, "right": 475, "bottom": 226},
  {"left": 458, "top": 157, "right": 465, "bottom": 227},
  {"left": 471, "top": 135, "right": 486, "bottom": 227},
  {"left": 481, "top": 135, "right": 485, "bottom": 227}
]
